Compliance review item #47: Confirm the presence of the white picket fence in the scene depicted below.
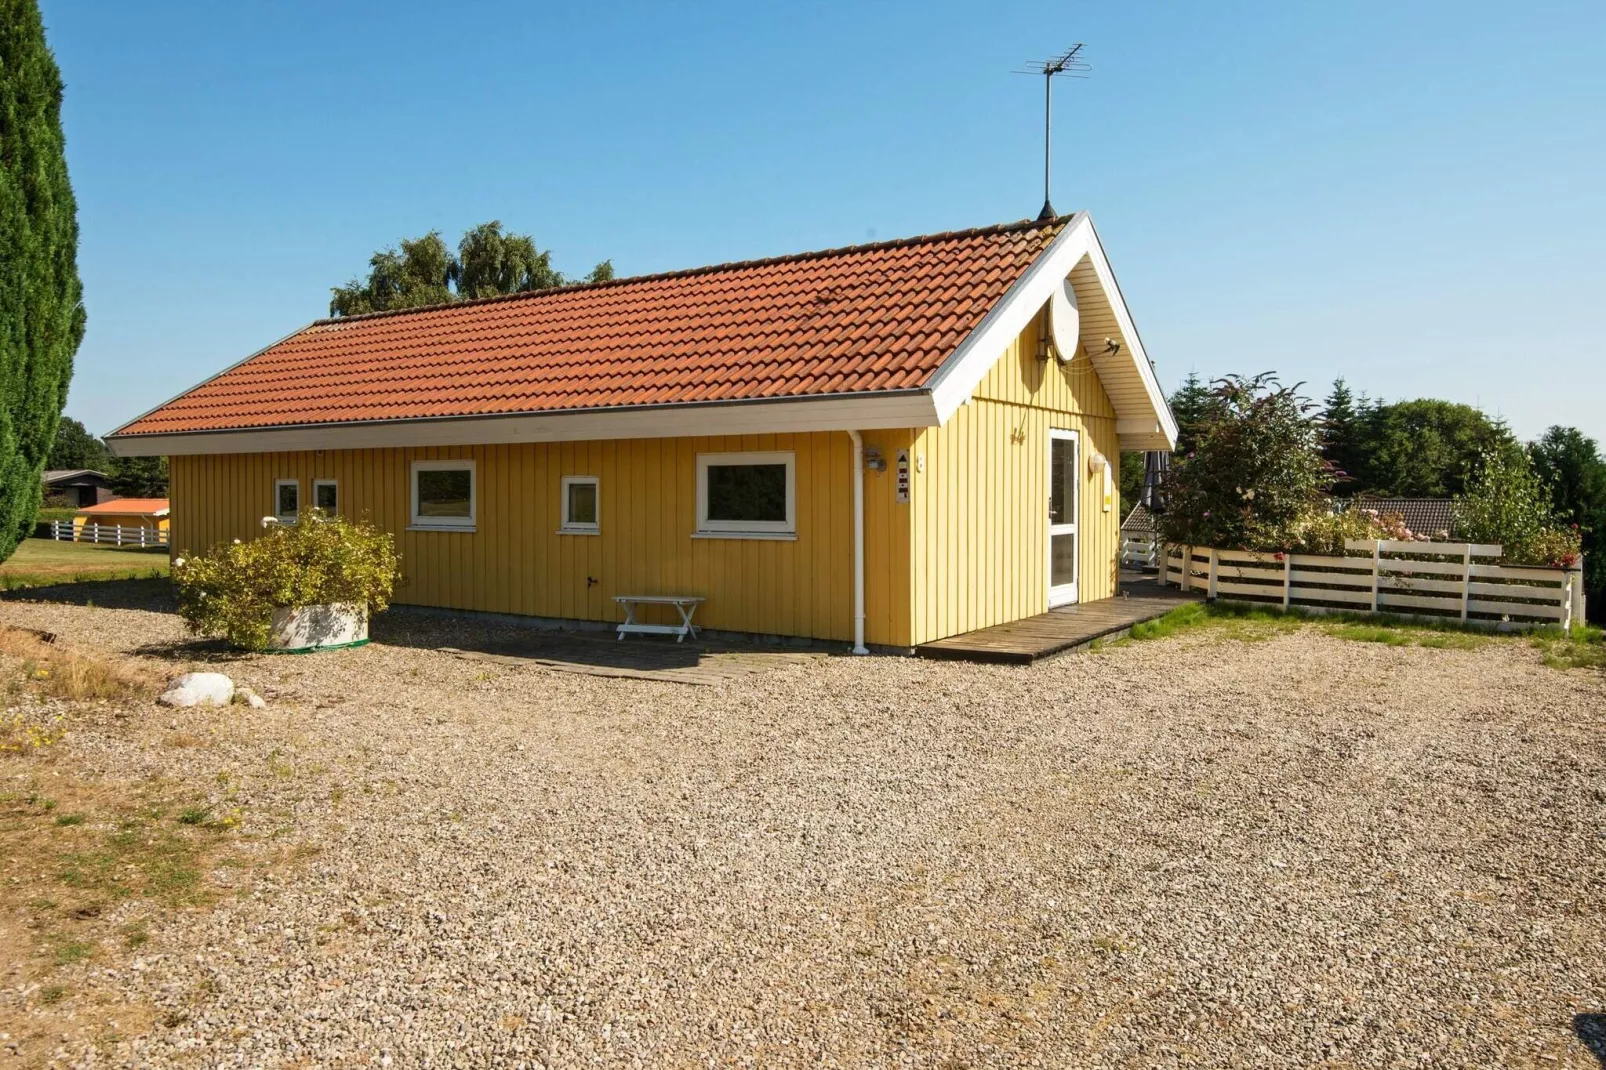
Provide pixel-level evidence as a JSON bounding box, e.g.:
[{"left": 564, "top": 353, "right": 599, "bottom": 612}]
[
  {"left": 1121, "top": 530, "right": 1159, "bottom": 570},
  {"left": 48, "top": 519, "right": 169, "bottom": 548},
  {"left": 1163, "top": 539, "right": 1585, "bottom": 630}
]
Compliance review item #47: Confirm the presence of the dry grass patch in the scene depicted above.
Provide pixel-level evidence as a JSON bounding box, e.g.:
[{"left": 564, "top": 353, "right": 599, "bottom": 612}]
[
  {"left": 0, "top": 628, "right": 262, "bottom": 1064},
  {"left": 0, "top": 625, "right": 161, "bottom": 706},
  {"left": 0, "top": 761, "right": 252, "bottom": 1063}
]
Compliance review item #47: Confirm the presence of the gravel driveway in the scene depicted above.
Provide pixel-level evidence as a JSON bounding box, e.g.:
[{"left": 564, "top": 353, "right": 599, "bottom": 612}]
[{"left": 3, "top": 595, "right": 1604, "bottom": 1068}]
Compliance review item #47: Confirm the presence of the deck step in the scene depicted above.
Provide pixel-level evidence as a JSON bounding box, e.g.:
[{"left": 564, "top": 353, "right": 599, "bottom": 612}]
[{"left": 915, "top": 583, "right": 1202, "bottom": 665}]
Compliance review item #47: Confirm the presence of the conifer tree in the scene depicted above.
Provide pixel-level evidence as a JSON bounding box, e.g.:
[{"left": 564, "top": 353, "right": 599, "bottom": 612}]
[{"left": 0, "top": 0, "right": 84, "bottom": 562}]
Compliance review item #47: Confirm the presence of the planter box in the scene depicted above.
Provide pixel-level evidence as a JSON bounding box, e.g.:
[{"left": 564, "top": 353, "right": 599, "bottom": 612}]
[{"left": 266, "top": 603, "right": 369, "bottom": 654}]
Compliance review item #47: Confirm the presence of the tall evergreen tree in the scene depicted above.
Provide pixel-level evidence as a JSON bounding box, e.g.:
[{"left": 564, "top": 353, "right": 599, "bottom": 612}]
[
  {"left": 1169, "top": 372, "right": 1218, "bottom": 457},
  {"left": 107, "top": 455, "right": 168, "bottom": 498},
  {"left": 1320, "top": 377, "right": 1369, "bottom": 493},
  {"left": 0, "top": 0, "right": 85, "bottom": 563}
]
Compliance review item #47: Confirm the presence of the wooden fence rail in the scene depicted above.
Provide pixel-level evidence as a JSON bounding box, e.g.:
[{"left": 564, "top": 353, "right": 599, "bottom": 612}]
[
  {"left": 1163, "top": 539, "right": 1585, "bottom": 630},
  {"left": 49, "top": 520, "right": 169, "bottom": 548},
  {"left": 1121, "top": 531, "right": 1158, "bottom": 570}
]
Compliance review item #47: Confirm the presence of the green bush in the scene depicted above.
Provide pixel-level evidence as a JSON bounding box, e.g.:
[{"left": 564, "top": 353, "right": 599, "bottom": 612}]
[
  {"left": 173, "top": 513, "right": 401, "bottom": 651},
  {"left": 1158, "top": 373, "right": 1329, "bottom": 551},
  {"left": 1453, "top": 448, "right": 1581, "bottom": 567}
]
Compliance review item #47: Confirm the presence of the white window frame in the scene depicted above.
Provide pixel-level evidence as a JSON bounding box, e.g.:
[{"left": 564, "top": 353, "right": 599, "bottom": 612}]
[
  {"left": 273, "top": 479, "right": 300, "bottom": 524},
  {"left": 694, "top": 451, "right": 796, "bottom": 539},
  {"left": 312, "top": 479, "right": 338, "bottom": 515},
  {"left": 409, "top": 459, "right": 476, "bottom": 532},
  {"left": 559, "top": 475, "right": 600, "bottom": 535}
]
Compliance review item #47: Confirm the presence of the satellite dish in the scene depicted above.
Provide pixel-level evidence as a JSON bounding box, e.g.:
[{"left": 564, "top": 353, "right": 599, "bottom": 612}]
[{"left": 1049, "top": 277, "right": 1079, "bottom": 364}]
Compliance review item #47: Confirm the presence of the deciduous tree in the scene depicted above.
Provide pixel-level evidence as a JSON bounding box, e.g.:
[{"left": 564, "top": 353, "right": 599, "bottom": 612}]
[
  {"left": 1357, "top": 399, "right": 1514, "bottom": 498},
  {"left": 329, "top": 222, "right": 613, "bottom": 316},
  {"left": 47, "top": 417, "right": 111, "bottom": 471}
]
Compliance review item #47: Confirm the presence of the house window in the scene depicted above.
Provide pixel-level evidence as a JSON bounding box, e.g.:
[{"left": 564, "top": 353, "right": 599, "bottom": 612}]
[
  {"left": 410, "top": 460, "right": 476, "bottom": 531},
  {"left": 313, "top": 479, "right": 338, "bottom": 514},
  {"left": 695, "top": 451, "right": 796, "bottom": 538},
  {"left": 560, "top": 476, "right": 599, "bottom": 534},
  {"left": 274, "top": 480, "right": 300, "bottom": 523}
]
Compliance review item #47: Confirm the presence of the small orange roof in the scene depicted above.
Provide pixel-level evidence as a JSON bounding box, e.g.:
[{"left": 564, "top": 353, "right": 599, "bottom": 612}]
[
  {"left": 78, "top": 498, "right": 169, "bottom": 516},
  {"left": 112, "top": 218, "right": 1065, "bottom": 437}
]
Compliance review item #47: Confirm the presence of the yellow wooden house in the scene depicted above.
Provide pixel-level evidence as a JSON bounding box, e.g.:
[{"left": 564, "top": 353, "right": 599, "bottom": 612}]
[{"left": 107, "top": 213, "right": 1176, "bottom": 651}]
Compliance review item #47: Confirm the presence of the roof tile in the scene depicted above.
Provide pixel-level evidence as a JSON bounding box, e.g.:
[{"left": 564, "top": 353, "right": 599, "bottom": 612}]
[{"left": 115, "top": 217, "right": 1065, "bottom": 436}]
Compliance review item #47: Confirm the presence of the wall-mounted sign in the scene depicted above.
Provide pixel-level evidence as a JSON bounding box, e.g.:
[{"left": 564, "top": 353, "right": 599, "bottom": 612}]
[{"left": 895, "top": 449, "right": 910, "bottom": 504}]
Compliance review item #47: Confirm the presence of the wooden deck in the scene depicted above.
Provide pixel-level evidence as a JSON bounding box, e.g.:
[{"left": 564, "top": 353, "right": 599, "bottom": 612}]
[{"left": 916, "top": 578, "right": 1201, "bottom": 664}]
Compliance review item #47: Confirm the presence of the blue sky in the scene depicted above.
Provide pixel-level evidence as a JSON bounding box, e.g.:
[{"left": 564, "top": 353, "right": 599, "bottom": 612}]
[{"left": 43, "top": 0, "right": 1606, "bottom": 444}]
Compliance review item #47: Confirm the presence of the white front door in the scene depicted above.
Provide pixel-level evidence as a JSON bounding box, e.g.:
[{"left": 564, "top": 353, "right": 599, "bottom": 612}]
[{"left": 1048, "top": 429, "right": 1079, "bottom": 607}]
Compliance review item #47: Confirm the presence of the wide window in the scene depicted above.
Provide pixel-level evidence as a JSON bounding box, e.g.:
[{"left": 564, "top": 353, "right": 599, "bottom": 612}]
[
  {"left": 410, "top": 460, "right": 476, "bottom": 531},
  {"left": 696, "top": 451, "right": 795, "bottom": 537},
  {"left": 560, "top": 476, "right": 599, "bottom": 534},
  {"left": 274, "top": 479, "right": 300, "bottom": 523},
  {"left": 313, "top": 479, "right": 338, "bottom": 514}
]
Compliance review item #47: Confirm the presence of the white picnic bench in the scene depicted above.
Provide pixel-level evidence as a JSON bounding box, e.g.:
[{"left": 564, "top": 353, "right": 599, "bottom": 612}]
[{"left": 614, "top": 594, "right": 705, "bottom": 642}]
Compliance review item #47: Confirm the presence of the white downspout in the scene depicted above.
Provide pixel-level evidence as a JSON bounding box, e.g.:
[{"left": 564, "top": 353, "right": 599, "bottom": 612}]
[{"left": 847, "top": 430, "right": 869, "bottom": 654}]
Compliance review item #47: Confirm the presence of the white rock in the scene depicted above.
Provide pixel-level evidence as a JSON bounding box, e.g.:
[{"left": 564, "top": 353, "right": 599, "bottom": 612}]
[
  {"left": 157, "top": 672, "right": 235, "bottom": 708},
  {"left": 236, "top": 686, "right": 268, "bottom": 709}
]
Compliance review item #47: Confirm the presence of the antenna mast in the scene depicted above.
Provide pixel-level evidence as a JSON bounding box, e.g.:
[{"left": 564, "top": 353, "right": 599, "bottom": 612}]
[{"left": 1016, "top": 44, "right": 1090, "bottom": 221}]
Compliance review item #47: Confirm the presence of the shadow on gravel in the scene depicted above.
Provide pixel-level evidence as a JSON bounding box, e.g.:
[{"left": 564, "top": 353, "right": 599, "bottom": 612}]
[
  {"left": 373, "top": 608, "right": 712, "bottom": 671},
  {"left": 129, "top": 636, "right": 254, "bottom": 665},
  {"left": 1576, "top": 1014, "right": 1606, "bottom": 1066},
  {"left": 0, "top": 577, "right": 175, "bottom": 612},
  {"left": 371, "top": 605, "right": 830, "bottom": 674}
]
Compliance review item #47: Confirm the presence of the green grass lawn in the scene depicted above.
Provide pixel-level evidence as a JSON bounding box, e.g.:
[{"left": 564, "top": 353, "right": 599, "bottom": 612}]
[
  {"left": 0, "top": 539, "right": 169, "bottom": 590},
  {"left": 1111, "top": 599, "right": 1605, "bottom": 669}
]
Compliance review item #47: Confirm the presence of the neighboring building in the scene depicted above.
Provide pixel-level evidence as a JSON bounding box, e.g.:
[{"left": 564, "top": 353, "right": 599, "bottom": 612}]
[
  {"left": 41, "top": 468, "right": 114, "bottom": 508},
  {"left": 73, "top": 498, "right": 170, "bottom": 541},
  {"left": 1340, "top": 497, "right": 1456, "bottom": 539},
  {"left": 106, "top": 214, "right": 1177, "bottom": 650}
]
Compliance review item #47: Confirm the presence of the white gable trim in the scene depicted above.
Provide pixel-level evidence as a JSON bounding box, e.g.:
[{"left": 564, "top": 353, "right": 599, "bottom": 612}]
[{"left": 925, "top": 212, "right": 1177, "bottom": 448}]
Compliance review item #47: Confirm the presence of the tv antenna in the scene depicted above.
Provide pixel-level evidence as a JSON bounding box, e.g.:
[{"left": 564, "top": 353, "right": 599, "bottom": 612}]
[{"left": 1015, "top": 44, "right": 1090, "bottom": 221}]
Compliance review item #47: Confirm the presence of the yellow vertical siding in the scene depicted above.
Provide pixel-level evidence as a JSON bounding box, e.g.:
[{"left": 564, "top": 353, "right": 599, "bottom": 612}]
[
  {"left": 906, "top": 312, "right": 1123, "bottom": 646},
  {"left": 169, "top": 430, "right": 912, "bottom": 647},
  {"left": 167, "top": 307, "right": 1133, "bottom": 651}
]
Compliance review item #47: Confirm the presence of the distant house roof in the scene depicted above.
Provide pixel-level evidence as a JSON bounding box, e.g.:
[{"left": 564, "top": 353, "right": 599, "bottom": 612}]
[
  {"left": 1121, "top": 503, "right": 1155, "bottom": 533},
  {"left": 106, "top": 213, "right": 1179, "bottom": 454},
  {"left": 78, "top": 498, "right": 168, "bottom": 518},
  {"left": 42, "top": 469, "right": 108, "bottom": 485},
  {"left": 1342, "top": 497, "right": 1455, "bottom": 538}
]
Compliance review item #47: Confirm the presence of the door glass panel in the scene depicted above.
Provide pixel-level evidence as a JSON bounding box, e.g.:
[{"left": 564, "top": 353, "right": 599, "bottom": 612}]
[
  {"left": 1050, "top": 438, "right": 1069, "bottom": 524},
  {"left": 1049, "top": 436, "right": 1077, "bottom": 526},
  {"left": 1051, "top": 532, "right": 1078, "bottom": 586}
]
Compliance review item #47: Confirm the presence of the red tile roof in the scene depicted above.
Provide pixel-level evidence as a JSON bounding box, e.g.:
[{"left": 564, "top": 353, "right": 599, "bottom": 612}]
[
  {"left": 113, "top": 217, "right": 1066, "bottom": 437},
  {"left": 78, "top": 498, "right": 169, "bottom": 515}
]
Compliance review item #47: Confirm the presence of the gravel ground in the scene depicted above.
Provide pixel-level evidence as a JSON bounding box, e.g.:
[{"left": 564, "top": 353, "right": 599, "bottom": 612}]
[{"left": 2, "top": 594, "right": 1604, "bottom": 1069}]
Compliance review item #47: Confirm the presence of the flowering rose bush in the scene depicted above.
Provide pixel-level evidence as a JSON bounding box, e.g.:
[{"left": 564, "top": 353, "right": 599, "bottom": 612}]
[
  {"left": 174, "top": 512, "right": 401, "bottom": 651},
  {"left": 1279, "top": 507, "right": 1429, "bottom": 556}
]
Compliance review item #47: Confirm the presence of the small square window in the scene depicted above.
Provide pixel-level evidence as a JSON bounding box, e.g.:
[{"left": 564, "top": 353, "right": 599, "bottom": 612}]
[
  {"left": 313, "top": 480, "right": 338, "bottom": 514},
  {"left": 560, "top": 476, "right": 599, "bottom": 534},
  {"left": 410, "top": 460, "right": 476, "bottom": 531},
  {"left": 274, "top": 480, "right": 300, "bottom": 523},
  {"left": 695, "top": 452, "right": 796, "bottom": 537}
]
